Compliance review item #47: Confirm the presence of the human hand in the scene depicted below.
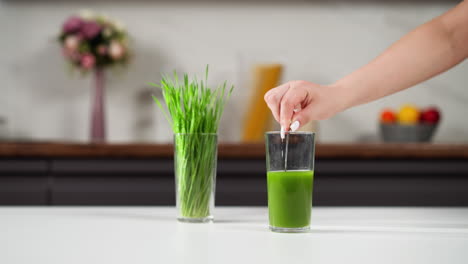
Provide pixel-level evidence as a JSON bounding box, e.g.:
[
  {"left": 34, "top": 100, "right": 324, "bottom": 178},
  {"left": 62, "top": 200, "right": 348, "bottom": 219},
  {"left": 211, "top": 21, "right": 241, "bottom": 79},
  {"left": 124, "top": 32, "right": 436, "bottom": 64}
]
[{"left": 264, "top": 80, "right": 344, "bottom": 138}]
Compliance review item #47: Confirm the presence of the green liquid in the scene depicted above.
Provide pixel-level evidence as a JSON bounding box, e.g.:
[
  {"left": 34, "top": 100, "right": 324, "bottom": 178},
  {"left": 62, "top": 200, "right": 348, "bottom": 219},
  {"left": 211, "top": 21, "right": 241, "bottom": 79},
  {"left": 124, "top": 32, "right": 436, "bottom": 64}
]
[{"left": 267, "top": 170, "right": 314, "bottom": 228}]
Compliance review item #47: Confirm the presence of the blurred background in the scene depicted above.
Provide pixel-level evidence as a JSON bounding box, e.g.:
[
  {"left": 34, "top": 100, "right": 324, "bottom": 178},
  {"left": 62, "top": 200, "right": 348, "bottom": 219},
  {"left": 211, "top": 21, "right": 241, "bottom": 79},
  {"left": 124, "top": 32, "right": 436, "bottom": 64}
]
[
  {"left": 0, "top": 0, "right": 467, "bottom": 143},
  {"left": 1, "top": 0, "right": 467, "bottom": 207}
]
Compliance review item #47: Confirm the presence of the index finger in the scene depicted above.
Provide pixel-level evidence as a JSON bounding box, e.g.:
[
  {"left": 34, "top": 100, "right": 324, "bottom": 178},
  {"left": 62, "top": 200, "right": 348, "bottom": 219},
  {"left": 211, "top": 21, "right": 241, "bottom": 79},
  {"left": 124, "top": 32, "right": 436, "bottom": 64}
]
[
  {"left": 264, "top": 82, "right": 291, "bottom": 123},
  {"left": 279, "top": 82, "right": 308, "bottom": 131}
]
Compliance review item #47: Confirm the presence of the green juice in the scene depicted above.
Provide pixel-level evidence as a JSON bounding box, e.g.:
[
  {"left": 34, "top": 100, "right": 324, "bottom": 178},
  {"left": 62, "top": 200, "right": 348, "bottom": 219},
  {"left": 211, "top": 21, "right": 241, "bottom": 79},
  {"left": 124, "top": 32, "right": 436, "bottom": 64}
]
[{"left": 267, "top": 170, "right": 314, "bottom": 228}]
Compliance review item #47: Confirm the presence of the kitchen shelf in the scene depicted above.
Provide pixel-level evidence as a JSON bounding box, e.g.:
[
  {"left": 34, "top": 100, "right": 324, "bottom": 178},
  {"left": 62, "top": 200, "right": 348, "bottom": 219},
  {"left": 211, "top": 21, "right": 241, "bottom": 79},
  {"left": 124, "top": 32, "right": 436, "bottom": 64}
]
[{"left": 1, "top": 142, "right": 467, "bottom": 159}]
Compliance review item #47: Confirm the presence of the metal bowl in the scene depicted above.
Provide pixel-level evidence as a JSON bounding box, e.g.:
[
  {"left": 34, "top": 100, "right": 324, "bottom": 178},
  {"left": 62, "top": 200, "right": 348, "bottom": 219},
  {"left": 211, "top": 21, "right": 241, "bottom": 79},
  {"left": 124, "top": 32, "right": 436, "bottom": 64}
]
[{"left": 380, "top": 123, "right": 438, "bottom": 142}]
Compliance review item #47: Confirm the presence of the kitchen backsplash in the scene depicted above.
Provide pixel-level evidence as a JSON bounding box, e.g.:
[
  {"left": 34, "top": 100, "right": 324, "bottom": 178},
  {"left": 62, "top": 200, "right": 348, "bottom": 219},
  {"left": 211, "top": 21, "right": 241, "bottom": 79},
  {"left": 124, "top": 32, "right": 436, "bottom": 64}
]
[{"left": 1, "top": 1, "right": 467, "bottom": 142}]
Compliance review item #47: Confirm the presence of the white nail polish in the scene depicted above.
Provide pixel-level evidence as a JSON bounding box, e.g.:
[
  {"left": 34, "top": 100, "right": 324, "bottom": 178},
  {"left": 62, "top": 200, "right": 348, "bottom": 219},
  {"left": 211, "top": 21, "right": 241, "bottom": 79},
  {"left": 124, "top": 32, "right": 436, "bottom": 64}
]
[
  {"left": 280, "top": 126, "right": 285, "bottom": 139},
  {"left": 290, "top": 121, "right": 300, "bottom": 132}
]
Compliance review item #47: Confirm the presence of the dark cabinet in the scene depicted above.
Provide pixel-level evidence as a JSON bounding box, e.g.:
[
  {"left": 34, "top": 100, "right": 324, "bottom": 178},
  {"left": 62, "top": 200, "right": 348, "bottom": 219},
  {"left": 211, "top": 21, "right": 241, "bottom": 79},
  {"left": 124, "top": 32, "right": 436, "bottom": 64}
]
[
  {"left": 50, "top": 159, "right": 174, "bottom": 205},
  {"left": 1, "top": 157, "right": 468, "bottom": 206},
  {"left": 1, "top": 143, "right": 468, "bottom": 206},
  {"left": 0, "top": 160, "right": 49, "bottom": 205}
]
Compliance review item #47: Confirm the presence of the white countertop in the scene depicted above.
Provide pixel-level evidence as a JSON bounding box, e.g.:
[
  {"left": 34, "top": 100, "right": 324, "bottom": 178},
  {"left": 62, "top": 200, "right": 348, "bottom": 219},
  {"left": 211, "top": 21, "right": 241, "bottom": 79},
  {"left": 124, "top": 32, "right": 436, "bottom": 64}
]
[{"left": 1, "top": 207, "right": 468, "bottom": 264}]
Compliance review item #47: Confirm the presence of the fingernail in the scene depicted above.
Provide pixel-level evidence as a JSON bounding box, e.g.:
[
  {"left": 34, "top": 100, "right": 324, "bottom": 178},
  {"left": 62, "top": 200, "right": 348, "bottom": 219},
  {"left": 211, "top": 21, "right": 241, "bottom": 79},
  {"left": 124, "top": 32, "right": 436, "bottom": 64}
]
[
  {"left": 290, "top": 121, "right": 300, "bottom": 132},
  {"left": 280, "top": 126, "right": 285, "bottom": 139}
]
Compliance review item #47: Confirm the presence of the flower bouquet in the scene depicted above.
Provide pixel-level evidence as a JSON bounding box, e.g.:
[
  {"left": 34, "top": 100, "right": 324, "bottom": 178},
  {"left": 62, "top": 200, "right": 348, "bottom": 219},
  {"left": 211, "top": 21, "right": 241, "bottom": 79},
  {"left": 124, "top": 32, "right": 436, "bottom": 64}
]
[{"left": 59, "top": 11, "right": 129, "bottom": 72}]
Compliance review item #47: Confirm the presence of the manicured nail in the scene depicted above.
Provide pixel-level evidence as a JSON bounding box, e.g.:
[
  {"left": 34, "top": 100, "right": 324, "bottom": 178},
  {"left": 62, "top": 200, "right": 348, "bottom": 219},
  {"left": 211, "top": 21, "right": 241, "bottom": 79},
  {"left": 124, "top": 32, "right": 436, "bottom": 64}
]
[
  {"left": 290, "top": 121, "right": 300, "bottom": 132},
  {"left": 280, "top": 126, "right": 285, "bottom": 139}
]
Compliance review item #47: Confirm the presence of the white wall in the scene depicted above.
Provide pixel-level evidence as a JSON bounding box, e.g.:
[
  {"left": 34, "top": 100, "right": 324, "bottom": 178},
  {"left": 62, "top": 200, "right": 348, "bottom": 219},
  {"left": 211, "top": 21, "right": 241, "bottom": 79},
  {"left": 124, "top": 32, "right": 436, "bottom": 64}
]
[{"left": 1, "top": 1, "right": 467, "bottom": 143}]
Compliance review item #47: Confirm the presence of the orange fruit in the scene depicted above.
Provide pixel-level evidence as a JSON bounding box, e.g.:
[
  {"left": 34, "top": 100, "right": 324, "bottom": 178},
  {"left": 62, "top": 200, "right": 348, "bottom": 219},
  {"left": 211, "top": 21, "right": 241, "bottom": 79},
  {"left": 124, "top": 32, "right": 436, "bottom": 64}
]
[{"left": 380, "top": 109, "right": 396, "bottom": 123}]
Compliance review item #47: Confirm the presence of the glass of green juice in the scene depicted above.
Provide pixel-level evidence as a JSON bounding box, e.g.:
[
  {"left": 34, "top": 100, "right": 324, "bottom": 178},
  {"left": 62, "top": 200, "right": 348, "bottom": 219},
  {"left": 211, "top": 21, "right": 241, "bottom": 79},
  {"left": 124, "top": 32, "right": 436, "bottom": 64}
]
[{"left": 265, "top": 131, "right": 315, "bottom": 233}]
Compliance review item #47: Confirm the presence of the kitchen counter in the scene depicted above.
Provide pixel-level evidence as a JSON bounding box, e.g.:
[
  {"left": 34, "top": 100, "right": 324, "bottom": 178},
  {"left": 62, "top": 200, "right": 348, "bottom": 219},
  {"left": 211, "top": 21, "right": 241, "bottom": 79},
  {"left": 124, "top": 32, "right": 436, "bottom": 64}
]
[
  {"left": 1, "top": 142, "right": 468, "bottom": 159},
  {"left": 1, "top": 206, "right": 467, "bottom": 264}
]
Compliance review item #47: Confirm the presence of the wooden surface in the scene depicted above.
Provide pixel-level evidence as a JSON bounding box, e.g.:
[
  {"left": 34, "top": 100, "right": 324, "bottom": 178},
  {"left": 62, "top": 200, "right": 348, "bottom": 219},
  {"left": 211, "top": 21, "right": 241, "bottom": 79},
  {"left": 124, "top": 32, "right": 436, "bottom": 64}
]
[{"left": 1, "top": 142, "right": 468, "bottom": 159}]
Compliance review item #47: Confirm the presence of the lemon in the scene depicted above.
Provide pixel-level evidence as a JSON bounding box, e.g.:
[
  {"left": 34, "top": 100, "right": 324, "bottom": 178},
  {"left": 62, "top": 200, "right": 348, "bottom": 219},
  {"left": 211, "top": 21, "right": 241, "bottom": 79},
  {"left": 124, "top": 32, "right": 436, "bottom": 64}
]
[{"left": 398, "top": 104, "right": 420, "bottom": 124}]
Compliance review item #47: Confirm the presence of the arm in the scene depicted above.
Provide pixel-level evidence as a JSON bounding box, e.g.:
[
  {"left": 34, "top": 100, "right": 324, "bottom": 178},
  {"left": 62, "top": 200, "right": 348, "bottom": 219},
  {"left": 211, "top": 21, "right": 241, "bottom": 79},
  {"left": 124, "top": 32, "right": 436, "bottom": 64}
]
[
  {"left": 265, "top": 1, "right": 468, "bottom": 136},
  {"left": 335, "top": 0, "right": 468, "bottom": 110}
]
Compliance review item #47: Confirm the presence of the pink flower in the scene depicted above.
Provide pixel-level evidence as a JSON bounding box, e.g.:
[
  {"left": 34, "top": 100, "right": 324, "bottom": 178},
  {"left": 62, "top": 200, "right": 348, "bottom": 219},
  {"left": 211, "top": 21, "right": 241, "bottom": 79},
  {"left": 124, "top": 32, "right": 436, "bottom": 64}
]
[
  {"left": 62, "top": 16, "right": 84, "bottom": 33},
  {"left": 109, "top": 41, "right": 125, "bottom": 60},
  {"left": 81, "top": 53, "right": 96, "bottom": 69},
  {"left": 64, "top": 35, "right": 80, "bottom": 51},
  {"left": 97, "top": 45, "right": 107, "bottom": 56},
  {"left": 81, "top": 21, "right": 101, "bottom": 40}
]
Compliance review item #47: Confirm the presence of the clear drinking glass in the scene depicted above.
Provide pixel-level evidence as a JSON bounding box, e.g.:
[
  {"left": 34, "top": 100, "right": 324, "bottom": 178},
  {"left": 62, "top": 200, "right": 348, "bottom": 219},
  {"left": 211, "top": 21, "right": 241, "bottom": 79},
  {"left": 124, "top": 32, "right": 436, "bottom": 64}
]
[
  {"left": 174, "top": 133, "right": 217, "bottom": 223},
  {"left": 265, "top": 132, "right": 315, "bottom": 232}
]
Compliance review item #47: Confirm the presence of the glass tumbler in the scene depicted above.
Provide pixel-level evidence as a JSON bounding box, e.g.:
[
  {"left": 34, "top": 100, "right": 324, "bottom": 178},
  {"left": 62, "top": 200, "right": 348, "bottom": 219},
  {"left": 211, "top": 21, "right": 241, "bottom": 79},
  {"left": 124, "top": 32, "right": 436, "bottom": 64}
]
[
  {"left": 174, "top": 133, "right": 217, "bottom": 223},
  {"left": 265, "top": 132, "right": 315, "bottom": 232}
]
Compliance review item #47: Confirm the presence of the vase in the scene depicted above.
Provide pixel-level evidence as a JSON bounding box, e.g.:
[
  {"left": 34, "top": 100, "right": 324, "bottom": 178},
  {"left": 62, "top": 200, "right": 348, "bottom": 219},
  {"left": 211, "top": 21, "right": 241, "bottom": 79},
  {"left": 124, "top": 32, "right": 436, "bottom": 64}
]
[
  {"left": 90, "top": 68, "right": 106, "bottom": 143},
  {"left": 174, "top": 133, "right": 218, "bottom": 222}
]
